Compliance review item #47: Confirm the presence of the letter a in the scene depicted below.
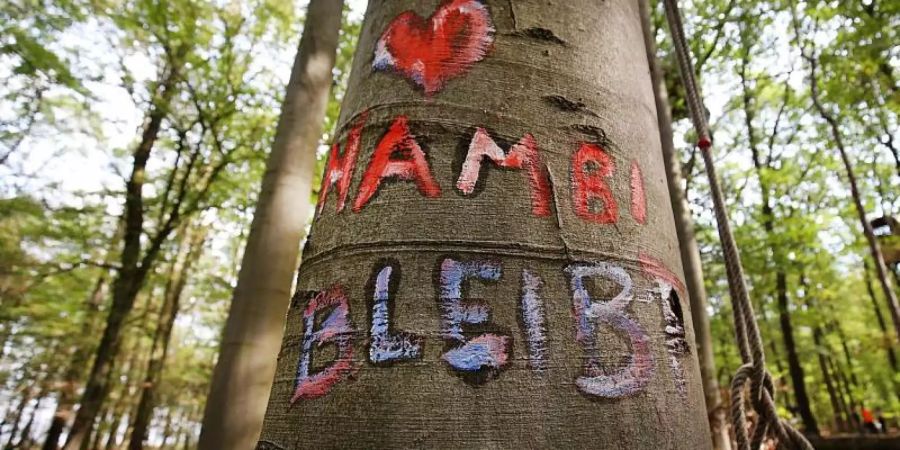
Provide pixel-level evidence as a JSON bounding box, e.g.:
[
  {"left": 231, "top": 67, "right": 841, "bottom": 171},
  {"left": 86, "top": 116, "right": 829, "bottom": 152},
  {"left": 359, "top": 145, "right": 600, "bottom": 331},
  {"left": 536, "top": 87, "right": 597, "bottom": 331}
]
[{"left": 353, "top": 115, "right": 441, "bottom": 211}]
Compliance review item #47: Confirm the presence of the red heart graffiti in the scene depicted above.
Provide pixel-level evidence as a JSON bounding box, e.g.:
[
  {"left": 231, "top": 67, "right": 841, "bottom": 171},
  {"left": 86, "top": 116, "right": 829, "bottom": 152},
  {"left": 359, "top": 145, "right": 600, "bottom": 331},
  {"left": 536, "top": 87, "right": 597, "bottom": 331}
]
[{"left": 373, "top": 0, "right": 495, "bottom": 96}]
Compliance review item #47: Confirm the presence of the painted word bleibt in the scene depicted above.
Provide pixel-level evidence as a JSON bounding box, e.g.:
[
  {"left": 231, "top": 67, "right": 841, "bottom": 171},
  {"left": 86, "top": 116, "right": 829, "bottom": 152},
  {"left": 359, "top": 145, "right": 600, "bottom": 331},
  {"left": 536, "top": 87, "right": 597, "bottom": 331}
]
[{"left": 290, "top": 256, "right": 690, "bottom": 403}]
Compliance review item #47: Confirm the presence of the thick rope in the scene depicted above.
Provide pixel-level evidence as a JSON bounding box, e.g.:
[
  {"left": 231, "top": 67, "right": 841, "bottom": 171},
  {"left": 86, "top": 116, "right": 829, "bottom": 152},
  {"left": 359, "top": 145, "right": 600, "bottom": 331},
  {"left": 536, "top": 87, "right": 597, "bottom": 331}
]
[{"left": 660, "top": 1, "right": 814, "bottom": 449}]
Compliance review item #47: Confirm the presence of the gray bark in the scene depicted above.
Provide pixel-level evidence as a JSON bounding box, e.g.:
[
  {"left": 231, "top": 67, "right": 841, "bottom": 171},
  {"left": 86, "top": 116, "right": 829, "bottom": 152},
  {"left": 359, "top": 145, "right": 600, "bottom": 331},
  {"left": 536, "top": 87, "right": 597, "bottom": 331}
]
[
  {"left": 198, "top": 1, "right": 344, "bottom": 448},
  {"left": 257, "top": 1, "right": 713, "bottom": 448}
]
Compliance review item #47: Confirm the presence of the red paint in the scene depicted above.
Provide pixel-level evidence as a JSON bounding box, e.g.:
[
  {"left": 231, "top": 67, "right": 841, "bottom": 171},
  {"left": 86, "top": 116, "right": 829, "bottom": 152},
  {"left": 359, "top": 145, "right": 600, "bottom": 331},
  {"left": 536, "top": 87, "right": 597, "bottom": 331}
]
[
  {"left": 698, "top": 135, "right": 712, "bottom": 150},
  {"left": 317, "top": 112, "right": 368, "bottom": 215},
  {"left": 353, "top": 116, "right": 442, "bottom": 212},
  {"left": 639, "top": 252, "right": 686, "bottom": 297},
  {"left": 630, "top": 160, "right": 646, "bottom": 224},
  {"left": 572, "top": 143, "right": 617, "bottom": 224},
  {"left": 292, "top": 286, "right": 355, "bottom": 403},
  {"left": 373, "top": 0, "right": 494, "bottom": 95},
  {"left": 456, "top": 128, "right": 551, "bottom": 216}
]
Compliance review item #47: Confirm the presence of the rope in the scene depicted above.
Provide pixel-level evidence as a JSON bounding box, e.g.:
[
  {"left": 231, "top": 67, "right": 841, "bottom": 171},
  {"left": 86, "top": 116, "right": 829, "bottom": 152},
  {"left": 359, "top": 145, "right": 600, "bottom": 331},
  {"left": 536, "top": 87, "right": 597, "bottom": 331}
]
[{"left": 660, "top": 1, "right": 814, "bottom": 449}]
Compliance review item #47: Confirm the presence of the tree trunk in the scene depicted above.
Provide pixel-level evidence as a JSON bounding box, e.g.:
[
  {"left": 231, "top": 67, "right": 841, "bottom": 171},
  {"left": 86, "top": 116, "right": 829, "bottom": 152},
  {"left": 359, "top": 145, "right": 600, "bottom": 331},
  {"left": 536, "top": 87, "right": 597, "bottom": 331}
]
[
  {"left": 64, "top": 62, "right": 182, "bottom": 450},
  {"left": 198, "top": 2, "right": 344, "bottom": 449},
  {"left": 777, "top": 273, "right": 819, "bottom": 434},
  {"left": 4, "top": 387, "right": 32, "bottom": 450},
  {"left": 129, "top": 225, "right": 206, "bottom": 450},
  {"left": 15, "top": 395, "right": 42, "bottom": 449},
  {"left": 813, "top": 326, "right": 846, "bottom": 432},
  {"left": 638, "top": 1, "right": 729, "bottom": 448},
  {"left": 864, "top": 260, "right": 898, "bottom": 371},
  {"left": 257, "top": 1, "right": 713, "bottom": 448},
  {"left": 43, "top": 272, "right": 109, "bottom": 450}
]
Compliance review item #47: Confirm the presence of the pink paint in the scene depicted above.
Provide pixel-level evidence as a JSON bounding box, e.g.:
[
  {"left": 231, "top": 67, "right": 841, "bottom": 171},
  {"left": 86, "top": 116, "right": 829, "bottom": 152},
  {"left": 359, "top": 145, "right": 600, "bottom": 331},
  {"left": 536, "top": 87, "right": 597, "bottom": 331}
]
[
  {"left": 353, "top": 115, "right": 442, "bottom": 212},
  {"left": 317, "top": 112, "right": 368, "bottom": 215},
  {"left": 373, "top": 0, "right": 495, "bottom": 95},
  {"left": 456, "top": 128, "right": 551, "bottom": 216},
  {"left": 639, "top": 252, "right": 686, "bottom": 297},
  {"left": 630, "top": 160, "right": 646, "bottom": 224},
  {"left": 291, "top": 286, "right": 355, "bottom": 403},
  {"left": 572, "top": 143, "right": 618, "bottom": 224}
]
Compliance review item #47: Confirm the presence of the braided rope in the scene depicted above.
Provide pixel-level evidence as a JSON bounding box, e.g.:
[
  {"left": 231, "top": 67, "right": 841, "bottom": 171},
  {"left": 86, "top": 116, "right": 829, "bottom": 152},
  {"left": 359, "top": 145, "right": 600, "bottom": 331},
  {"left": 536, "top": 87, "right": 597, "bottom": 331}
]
[{"left": 660, "top": 1, "right": 814, "bottom": 449}]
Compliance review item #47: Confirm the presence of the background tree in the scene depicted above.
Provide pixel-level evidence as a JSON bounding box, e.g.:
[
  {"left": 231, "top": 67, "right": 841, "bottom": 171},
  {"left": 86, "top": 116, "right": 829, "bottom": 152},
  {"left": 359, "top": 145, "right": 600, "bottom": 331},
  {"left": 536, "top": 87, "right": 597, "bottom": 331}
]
[{"left": 199, "top": 1, "right": 345, "bottom": 448}]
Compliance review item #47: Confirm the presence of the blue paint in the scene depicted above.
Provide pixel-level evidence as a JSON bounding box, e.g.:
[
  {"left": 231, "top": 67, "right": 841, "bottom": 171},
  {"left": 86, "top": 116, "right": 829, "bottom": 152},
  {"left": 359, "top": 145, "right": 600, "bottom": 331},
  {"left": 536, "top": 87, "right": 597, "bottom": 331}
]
[
  {"left": 439, "top": 258, "right": 501, "bottom": 340},
  {"left": 520, "top": 269, "right": 548, "bottom": 370},
  {"left": 441, "top": 334, "right": 509, "bottom": 371},
  {"left": 566, "top": 263, "right": 654, "bottom": 398},
  {"left": 369, "top": 265, "right": 422, "bottom": 363},
  {"left": 439, "top": 258, "right": 508, "bottom": 372}
]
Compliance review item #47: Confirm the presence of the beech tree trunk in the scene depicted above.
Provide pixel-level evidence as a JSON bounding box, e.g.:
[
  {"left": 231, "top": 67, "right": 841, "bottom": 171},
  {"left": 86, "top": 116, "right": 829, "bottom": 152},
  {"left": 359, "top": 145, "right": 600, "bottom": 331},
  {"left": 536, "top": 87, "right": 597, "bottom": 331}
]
[
  {"left": 43, "top": 271, "right": 109, "bottom": 450},
  {"left": 64, "top": 61, "right": 183, "bottom": 450},
  {"left": 129, "top": 225, "right": 206, "bottom": 450},
  {"left": 198, "top": 1, "right": 344, "bottom": 448},
  {"left": 864, "top": 260, "right": 898, "bottom": 371},
  {"left": 257, "top": 1, "right": 712, "bottom": 448},
  {"left": 638, "top": 2, "right": 730, "bottom": 449},
  {"left": 813, "top": 326, "right": 846, "bottom": 432}
]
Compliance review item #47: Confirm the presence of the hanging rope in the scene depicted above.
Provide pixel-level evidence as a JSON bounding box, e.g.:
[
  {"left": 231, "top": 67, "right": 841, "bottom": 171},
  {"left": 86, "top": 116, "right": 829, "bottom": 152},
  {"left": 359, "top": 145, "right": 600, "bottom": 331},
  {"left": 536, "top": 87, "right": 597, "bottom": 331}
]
[{"left": 660, "top": 1, "right": 814, "bottom": 449}]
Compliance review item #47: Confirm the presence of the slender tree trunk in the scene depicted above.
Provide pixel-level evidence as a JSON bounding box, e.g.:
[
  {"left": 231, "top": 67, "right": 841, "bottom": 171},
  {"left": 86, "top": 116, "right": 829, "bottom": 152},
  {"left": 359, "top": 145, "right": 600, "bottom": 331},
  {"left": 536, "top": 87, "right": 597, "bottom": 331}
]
[
  {"left": 813, "top": 326, "right": 846, "bottom": 432},
  {"left": 4, "top": 388, "right": 32, "bottom": 450},
  {"left": 793, "top": 11, "right": 900, "bottom": 346},
  {"left": 64, "top": 61, "right": 183, "bottom": 450},
  {"left": 158, "top": 409, "right": 174, "bottom": 449},
  {"left": 638, "top": 1, "right": 729, "bottom": 448},
  {"left": 257, "top": 1, "right": 713, "bottom": 448},
  {"left": 129, "top": 226, "right": 206, "bottom": 450},
  {"left": 738, "top": 43, "right": 818, "bottom": 434},
  {"left": 864, "top": 260, "right": 898, "bottom": 370},
  {"left": 43, "top": 273, "right": 110, "bottom": 450},
  {"left": 829, "top": 356, "right": 856, "bottom": 430},
  {"left": 14, "top": 395, "right": 41, "bottom": 449},
  {"left": 777, "top": 274, "right": 819, "bottom": 434},
  {"left": 199, "top": 1, "right": 344, "bottom": 448}
]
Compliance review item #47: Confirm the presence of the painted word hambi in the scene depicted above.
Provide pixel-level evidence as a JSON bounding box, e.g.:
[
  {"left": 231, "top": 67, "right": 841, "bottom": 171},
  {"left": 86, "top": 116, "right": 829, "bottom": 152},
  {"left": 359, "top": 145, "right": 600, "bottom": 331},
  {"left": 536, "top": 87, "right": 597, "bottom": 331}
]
[{"left": 317, "top": 113, "right": 647, "bottom": 225}]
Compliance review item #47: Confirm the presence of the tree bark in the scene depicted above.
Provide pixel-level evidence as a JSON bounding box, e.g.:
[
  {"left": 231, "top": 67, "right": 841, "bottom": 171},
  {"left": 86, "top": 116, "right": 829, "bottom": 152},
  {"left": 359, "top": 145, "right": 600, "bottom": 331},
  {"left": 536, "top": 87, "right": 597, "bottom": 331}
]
[
  {"left": 129, "top": 225, "right": 206, "bottom": 450},
  {"left": 777, "top": 273, "right": 819, "bottom": 434},
  {"left": 257, "top": 1, "right": 713, "bottom": 448},
  {"left": 64, "top": 61, "right": 182, "bottom": 450},
  {"left": 198, "top": 1, "right": 344, "bottom": 448},
  {"left": 638, "top": 1, "right": 729, "bottom": 448},
  {"left": 813, "top": 327, "right": 846, "bottom": 432}
]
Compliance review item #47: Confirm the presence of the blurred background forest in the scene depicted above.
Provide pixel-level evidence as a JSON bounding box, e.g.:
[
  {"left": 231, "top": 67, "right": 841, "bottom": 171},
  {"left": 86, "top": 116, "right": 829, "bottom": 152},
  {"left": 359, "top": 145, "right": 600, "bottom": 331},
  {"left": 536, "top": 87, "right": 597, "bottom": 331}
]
[{"left": 0, "top": 0, "right": 897, "bottom": 448}]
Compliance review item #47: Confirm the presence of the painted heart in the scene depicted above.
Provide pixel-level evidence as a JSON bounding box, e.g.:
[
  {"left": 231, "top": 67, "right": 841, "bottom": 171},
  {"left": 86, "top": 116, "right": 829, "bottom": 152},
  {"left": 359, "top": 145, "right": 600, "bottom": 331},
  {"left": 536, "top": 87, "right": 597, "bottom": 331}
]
[{"left": 373, "top": 0, "right": 495, "bottom": 96}]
